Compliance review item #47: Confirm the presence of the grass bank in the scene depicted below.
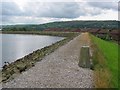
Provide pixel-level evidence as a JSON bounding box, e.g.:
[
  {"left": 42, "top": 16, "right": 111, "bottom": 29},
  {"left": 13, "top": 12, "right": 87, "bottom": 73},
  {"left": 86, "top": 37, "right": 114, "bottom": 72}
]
[
  {"left": 1, "top": 31, "right": 78, "bottom": 37},
  {"left": 90, "top": 34, "right": 119, "bottom": 88},
  {"left": 1, "top": 31, "right": 79, "bottom": 83}
]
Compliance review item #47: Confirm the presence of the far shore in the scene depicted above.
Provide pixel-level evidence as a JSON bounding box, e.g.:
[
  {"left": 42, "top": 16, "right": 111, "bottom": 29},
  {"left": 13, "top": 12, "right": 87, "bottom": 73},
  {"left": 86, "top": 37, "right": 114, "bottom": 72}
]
[{"left": 1, "top": 31, "right": 79, "bottom": 37}]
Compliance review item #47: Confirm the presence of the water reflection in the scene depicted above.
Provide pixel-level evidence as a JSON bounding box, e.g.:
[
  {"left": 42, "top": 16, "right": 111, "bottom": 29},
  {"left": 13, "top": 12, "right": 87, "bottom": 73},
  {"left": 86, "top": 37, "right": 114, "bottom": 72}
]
[{"left": 1, "top": 34, "right": 64, "bottom": 67}]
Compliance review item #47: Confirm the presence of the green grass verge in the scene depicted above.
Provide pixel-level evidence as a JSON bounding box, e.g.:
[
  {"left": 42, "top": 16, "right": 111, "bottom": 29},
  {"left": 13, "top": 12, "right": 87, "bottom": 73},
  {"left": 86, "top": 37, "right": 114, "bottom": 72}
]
[
  {"left": 90, "top": 34, "right": 119, "bottom": 88},
  {"left": 1, "top": 31, "right": 79, "bottom": 83},
  {"left": 1, "top": 31, "right": 78, "bottom": 37}
]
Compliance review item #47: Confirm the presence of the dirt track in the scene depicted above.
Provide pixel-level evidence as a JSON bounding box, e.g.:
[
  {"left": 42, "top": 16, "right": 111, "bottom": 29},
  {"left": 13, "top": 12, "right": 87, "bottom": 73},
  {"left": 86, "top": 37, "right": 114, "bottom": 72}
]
[{"left": 3, "top": 33, "right": 94, "bottom": 88}]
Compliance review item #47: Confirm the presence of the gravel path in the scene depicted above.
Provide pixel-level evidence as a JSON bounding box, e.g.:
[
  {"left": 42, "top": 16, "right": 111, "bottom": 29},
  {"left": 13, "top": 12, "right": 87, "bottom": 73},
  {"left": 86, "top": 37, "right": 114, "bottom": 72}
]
[{"left": 3, "top": 33, "right": 94, "bottom": 88}]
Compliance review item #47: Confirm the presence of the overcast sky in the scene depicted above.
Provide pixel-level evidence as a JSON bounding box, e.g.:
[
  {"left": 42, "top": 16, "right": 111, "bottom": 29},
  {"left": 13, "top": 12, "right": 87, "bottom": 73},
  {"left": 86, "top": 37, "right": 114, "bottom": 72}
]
[{"left": 1, "top": 0, "right": 120, "bottom": 25}]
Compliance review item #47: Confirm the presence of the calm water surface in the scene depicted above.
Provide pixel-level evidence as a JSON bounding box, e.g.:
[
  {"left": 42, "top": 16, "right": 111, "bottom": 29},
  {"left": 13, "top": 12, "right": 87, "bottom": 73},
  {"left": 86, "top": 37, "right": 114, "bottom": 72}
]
[{"left": 0, "top": 34, "right": 64, "bottom": 67}]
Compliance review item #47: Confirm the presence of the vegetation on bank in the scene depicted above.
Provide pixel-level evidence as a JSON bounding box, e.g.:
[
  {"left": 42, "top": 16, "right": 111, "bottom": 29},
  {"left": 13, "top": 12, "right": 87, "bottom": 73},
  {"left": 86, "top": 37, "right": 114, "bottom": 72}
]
[
  {"left": 1, "top": 31, "right": 79, "bottom": 83},
  {"left": 1, "top": 31, "right": 78, "bottom": 37},
  {"left": 90, "top": 34, "right": 119, "bottom": 88}
]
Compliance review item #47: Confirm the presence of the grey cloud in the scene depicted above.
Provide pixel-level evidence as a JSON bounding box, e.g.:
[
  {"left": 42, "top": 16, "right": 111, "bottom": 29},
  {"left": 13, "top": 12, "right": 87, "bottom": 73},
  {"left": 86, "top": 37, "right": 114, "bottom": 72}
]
[
  {"left": 1, "top": 15, "right": 62, "bottom": 25},
  {"left": 24, "top": 2, "right": 102, "bottom": 18},
  {"left": 2, "top": 2, "right": 103, "bottom": 19},
  {"left": 118, "top": 2, "right": 120, "bottom": 11},
  {"left": 2, "top": 15, "right": 14, "bottom": 24},
  {"left": 88, "top": 2, "right": 118, "bottom": 11},
  {"left": 1, "top": 2, "right": 117, "bottom": 25},
  {"left": 2, "top": 2, "right": 23, "bottom": 16},
  {"left": 24, "top": 2, "right": 85, "bottom": 18},
  {"left": 1, "top": 2, "right": 23, "bottom": 24},
  {"left": 40, "top": 2, "right": 80, "bottom": 18},
  {"left": 1, "top": 2, "right": 102, "bottom": 24}
]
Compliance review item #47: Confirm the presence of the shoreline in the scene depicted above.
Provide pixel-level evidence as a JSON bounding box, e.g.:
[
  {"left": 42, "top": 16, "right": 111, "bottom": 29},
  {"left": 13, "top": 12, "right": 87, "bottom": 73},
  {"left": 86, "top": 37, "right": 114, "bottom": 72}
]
[
  {"left": 1, "top": 31, "right": 79, "bottom": 83},
  {"left": 1, "top": 31, "right": 78, "bottom": 37},
  {"left": 3, "top": 33, "right": 94, "bottom": 88}
]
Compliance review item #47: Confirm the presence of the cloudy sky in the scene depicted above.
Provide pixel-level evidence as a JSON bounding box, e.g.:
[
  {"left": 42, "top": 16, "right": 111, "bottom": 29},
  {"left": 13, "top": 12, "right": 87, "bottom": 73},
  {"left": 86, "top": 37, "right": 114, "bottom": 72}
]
[{"left": 1, "top": 0, "right": 119, "bottom": 25}]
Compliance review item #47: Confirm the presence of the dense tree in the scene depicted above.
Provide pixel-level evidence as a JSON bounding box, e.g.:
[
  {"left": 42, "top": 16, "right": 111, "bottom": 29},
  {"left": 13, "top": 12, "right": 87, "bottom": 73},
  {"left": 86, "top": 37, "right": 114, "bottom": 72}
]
[{"left": 2, "top": 21, "right": 118, "bottom": 31}]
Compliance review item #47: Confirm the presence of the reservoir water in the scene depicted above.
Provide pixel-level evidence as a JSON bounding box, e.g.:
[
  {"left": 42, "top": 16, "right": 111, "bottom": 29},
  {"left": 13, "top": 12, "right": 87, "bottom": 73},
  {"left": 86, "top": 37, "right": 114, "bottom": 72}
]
[{"left": 0, "top": 34, "right": 64, "bottom": 67}]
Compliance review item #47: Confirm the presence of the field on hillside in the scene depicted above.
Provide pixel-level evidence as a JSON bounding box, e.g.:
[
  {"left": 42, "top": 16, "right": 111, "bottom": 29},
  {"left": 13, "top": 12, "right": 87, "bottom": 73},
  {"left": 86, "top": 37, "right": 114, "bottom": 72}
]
[
  {"left": 90, "top": 34, "right": 119, "bottom": 88},
  {"left": 2, "top": 21, "right": 118, "bottom": 31}
]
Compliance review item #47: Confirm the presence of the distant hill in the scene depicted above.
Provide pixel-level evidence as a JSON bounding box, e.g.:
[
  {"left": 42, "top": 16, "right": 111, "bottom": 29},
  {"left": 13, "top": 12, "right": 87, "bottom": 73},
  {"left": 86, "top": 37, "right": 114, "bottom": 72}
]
[{"left": 2, "top": 20, "right": 119, "bottom": 31}]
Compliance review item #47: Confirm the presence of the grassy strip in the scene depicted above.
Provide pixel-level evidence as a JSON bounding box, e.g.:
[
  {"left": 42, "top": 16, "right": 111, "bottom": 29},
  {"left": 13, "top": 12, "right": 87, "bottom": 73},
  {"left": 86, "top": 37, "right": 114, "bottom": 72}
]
[
  {"left": 1, "top": 31, "right": 79, "bottom": 83},
  {"left": 1, "top": 31, "right": 78, "bottom": 37},
  {"left": 90, "top": 34, "right": 119, "bottom": 88}
]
